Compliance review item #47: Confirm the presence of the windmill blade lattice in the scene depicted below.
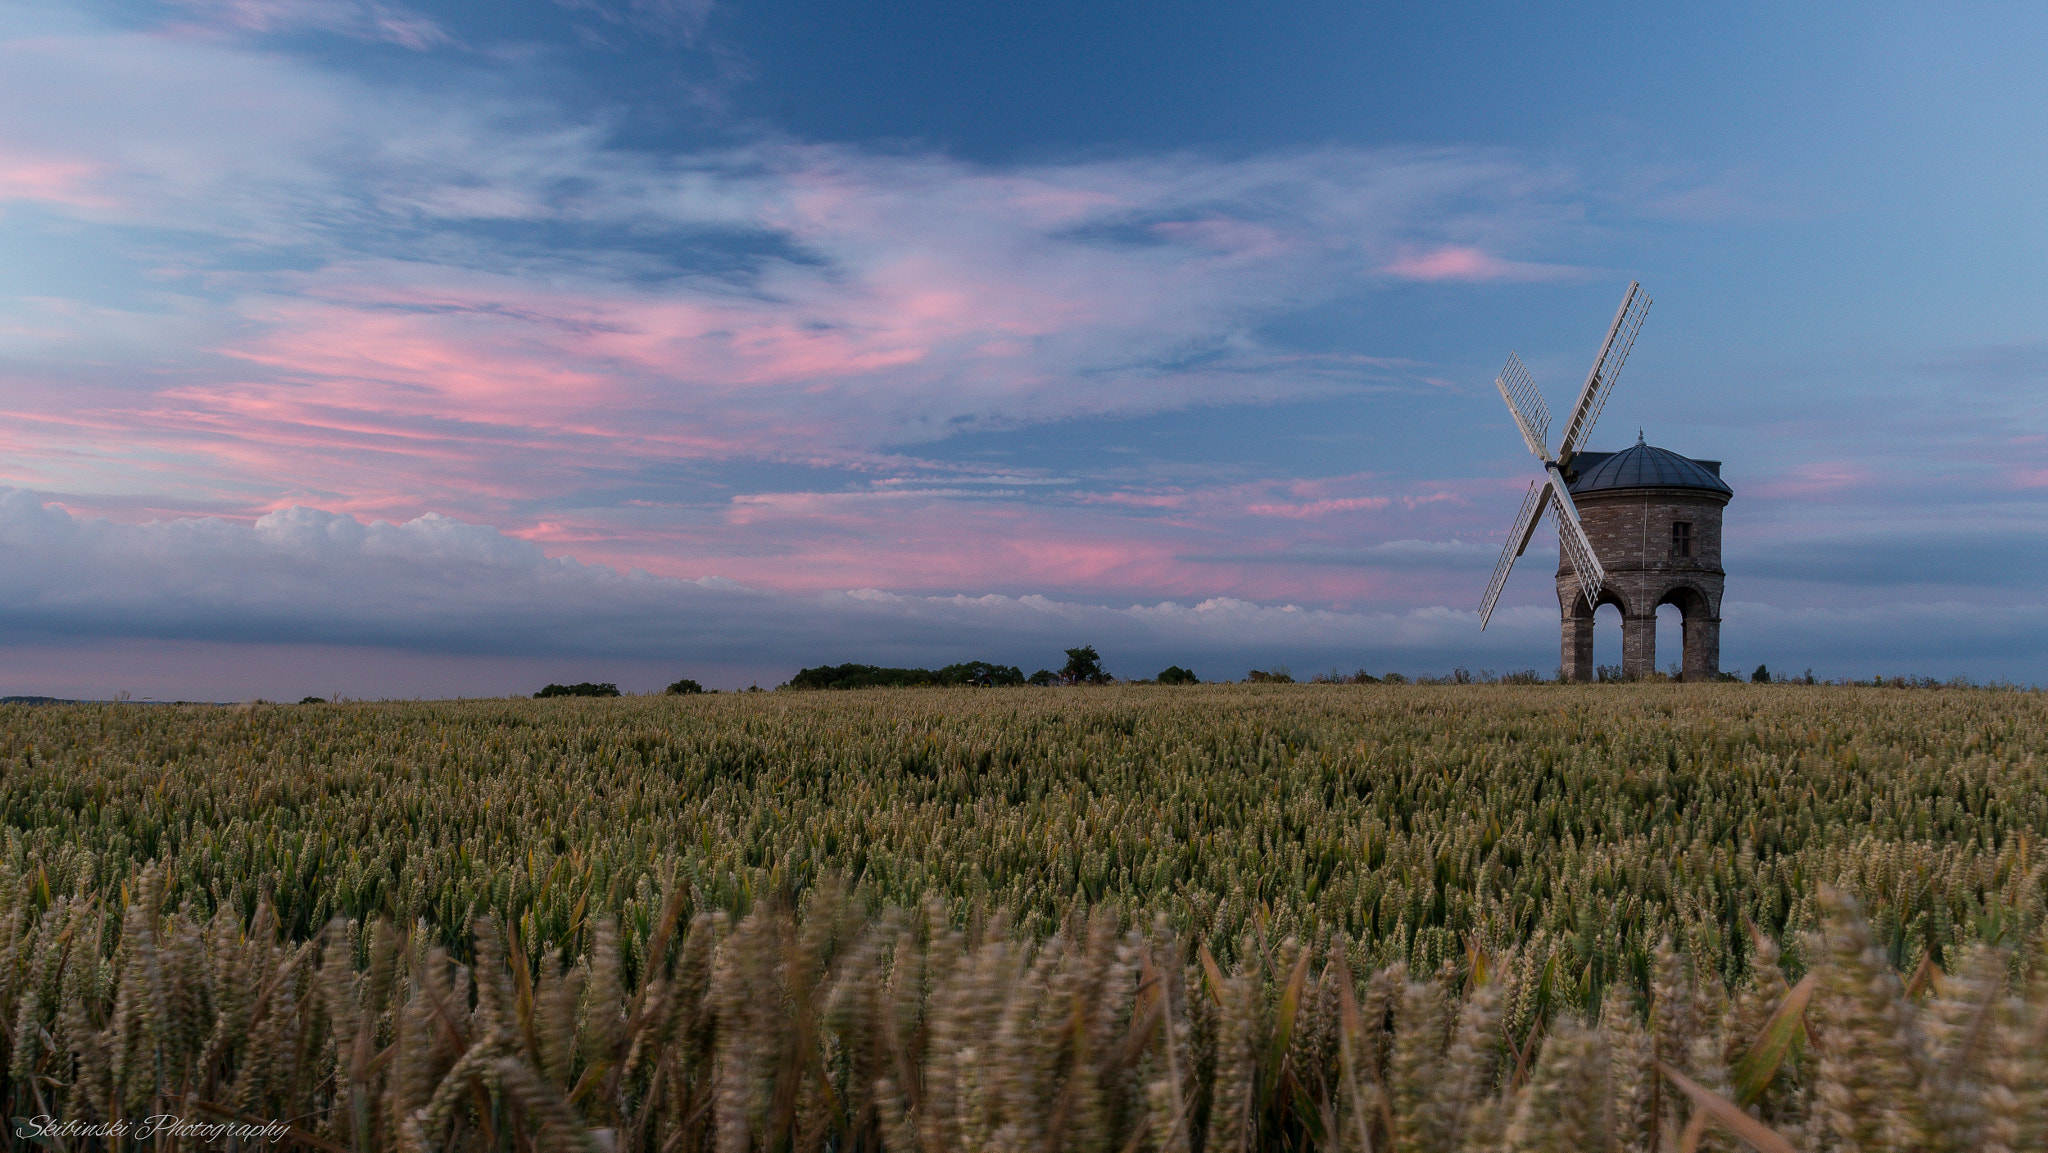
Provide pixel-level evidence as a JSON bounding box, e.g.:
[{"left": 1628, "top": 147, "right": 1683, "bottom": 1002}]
[
  {"left": 1556, "top": 282, "right": 1650, "bottom": 465},
  {"left": 1547, "top": 469, "right": 1607, "bottom": 609},
  {"left": 1495, "top": 353, "right": 1553, "bottom": 462},
  {"left": 1478, "top": 479, "right": 1549, "bottom": 629},
  {"left": 1475, "top": 282, "right": 1646, "bottom": 626}
]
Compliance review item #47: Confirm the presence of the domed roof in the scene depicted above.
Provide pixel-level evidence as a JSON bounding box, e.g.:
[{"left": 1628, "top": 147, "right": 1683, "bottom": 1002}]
[{"left": 1566, "top": 440, "right": 1731, "bottom": 497}]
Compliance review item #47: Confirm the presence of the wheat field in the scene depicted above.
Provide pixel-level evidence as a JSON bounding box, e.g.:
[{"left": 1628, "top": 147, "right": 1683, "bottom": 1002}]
[{"left": 2, "top": 684, "right": 2045, "bottom": 1150}]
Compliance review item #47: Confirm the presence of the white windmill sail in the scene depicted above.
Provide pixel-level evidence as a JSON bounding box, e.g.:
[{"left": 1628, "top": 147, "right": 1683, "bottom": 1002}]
[
  {"left": 1546, "top": 465, "right": 1607, "bottom": 608},
  {"left": 1478, "top": 479, "right": 1548, "bottom": 629},
  {"left": 1476, "top": 282, "right": 1646, "bottom": 627},
  {"left": 1556, "top": 282, "right": 1650, "bottom": 467},
  {"left": 1495, "top": 353, "right": 1553, "bottom": 463}
]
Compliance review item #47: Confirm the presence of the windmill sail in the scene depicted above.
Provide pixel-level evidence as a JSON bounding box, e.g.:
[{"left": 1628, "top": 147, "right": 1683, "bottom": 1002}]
[
  {"left": 1546, "top": 466, "right": 1606, "bottom": 608},
  {"left": 1495, "top": 353, "right": 1553, "bottom": 461},
  {"left": 1476, "top": 281, "right": 1645, "bottom": 631},
  {"left": 1478, "top": 478, "right": 1549, "bottom": 629},
  {"left": 1556, "top": 283, "right": 1650, "bottom": 465}
]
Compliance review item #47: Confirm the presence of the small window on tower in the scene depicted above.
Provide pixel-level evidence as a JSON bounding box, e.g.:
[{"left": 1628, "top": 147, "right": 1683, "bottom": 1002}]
[{"left": 1671, "top": 521, "right": 1693, "bottom": 557}]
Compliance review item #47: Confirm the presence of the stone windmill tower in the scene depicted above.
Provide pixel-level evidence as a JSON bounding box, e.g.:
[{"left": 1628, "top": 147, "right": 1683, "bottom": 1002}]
[{"left": 1476, "top": 284, "right": 1733, "bottom": 681}]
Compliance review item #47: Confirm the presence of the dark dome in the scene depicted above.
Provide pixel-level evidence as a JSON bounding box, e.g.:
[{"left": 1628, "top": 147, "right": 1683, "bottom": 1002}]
[{"left": 1566, "top": 442, "right": 1731, "bottom": 497}]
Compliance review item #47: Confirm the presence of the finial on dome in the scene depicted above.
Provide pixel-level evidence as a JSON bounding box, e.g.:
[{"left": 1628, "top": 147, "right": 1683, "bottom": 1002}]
[{"left": 1636, "top": 427, "right": 1645, "bottom": 446}]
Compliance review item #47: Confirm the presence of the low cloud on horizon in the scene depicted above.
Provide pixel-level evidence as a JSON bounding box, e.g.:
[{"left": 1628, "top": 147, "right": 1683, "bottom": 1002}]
[{"left": 1, "top": 490, "right": 2037, "bottom": 699}]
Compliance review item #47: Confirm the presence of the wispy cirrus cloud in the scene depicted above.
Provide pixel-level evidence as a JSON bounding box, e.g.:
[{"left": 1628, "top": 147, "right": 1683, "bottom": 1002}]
[
  {"left": 0, "top": 3, "right": 1788, "bottom": 665},
  {"left": 1744, "top": 461, "right": 1874, "bottom": 501},
  {"left": 1183, "top": 539, "right": 1497, "bottom": 571},
  {"left": 1379, "top": 245, "right": 1580, "bottom": 282},
  {"left": 550, "top": 0, "right": 717, "bottom": 43},
  {"left": 171, "top": 0, "right": 454, "bottom": 49},
  {"left": 0, "top": 7, "right": 1593, "bottom": 516},
  {"left": 1244, "top": 495, "right": 1393, "bottom": 518},
  {"left": 0, "top": 149, "right": 109, "bottom": 206}
]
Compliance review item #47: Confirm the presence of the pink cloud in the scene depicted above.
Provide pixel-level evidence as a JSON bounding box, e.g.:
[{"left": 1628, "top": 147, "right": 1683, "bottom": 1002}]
[
  {"left": 1074, "top": 491, "right": 1191, "bottom": 510},
  {"left": 1380, "top": 245, "right": 1578, "bottom": 283},
  {"left": 1246, "top": 496, "right": 1393, "bottom": 519},
  {"left": 613, "top": 499, "right": 1401, "bottom": 602},
  {"left": 0, "top": 9, "right": 1627, "bottom": 617},
  {"left": 0, "top": 151, "right": 109, "bottom": 206},
  {"left": 393, "top": 469, "right": 1484, "bottom": 605},
  {"left": 1748, "top": 462, "right": 1874, "bottom": 500}
]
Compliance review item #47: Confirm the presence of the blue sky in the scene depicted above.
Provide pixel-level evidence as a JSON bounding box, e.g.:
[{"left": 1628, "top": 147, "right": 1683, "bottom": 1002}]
[{"left": 0, "top": 0, "right": 2044, "bottom": 695}]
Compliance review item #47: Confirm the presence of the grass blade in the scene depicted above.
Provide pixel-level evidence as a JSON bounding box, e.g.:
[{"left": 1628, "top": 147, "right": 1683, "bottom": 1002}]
[
  {"left": 1657, "top": 1061, "right": 1802, "bottom": 1153},
  {"left": 1729, "top": 972, "right": 1816, "bottom": 1106}
]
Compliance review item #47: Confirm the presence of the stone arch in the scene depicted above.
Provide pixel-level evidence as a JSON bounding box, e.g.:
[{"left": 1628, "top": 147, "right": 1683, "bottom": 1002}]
[
  {"left": 1563, "top": 585, "right": 1630, "bottom": 620},
  {"left": 1656, "top": 582, "right": 1710, "bottom": 616},
  {"left": 1594, "top": 588, "right": 1634, "bottom": 680},
  {"left": 1558, "top": 584, "right": 1632, "bottom": 680},
  {"left": 1654, "top": 582, "right": 1720, "bottom": 682}
]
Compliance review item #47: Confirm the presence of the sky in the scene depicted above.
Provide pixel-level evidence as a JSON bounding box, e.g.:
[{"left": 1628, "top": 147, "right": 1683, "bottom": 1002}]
[{"left": 1, "top": 0, "right": 2045, "bottom": 697}]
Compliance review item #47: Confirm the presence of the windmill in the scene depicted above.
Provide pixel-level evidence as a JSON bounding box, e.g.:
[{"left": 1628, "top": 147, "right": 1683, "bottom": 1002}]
[{"left": 1476, "top": 282, "right": 1651, "bottom": 629}]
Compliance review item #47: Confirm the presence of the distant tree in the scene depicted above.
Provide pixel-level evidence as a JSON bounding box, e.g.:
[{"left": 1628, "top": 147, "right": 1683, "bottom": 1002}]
[
  {"left": 1379, "top": 672, "right": 1408, "bottom": 685},
  {"left": 935, "top": 661, "right": 1027, "bottom": 687},
  {"left": 787, "top": 662, "right": 1022, "bottom": 690},
  {"left": 1027, "top": 669, "right": 1056, "bottom": 686},
  {"left": 297, "top": 696, "right": 325, "bottom": 705},
  {"left": 1245, "top": 668, "right": 1294, "bottom": 684},
  {"left": 1061, "top": 646, "right": 1108, "bottom": 684},
  {"left": 535, "top": 682, "right": 621, "bottom": 698},
  {"left": 1751, "top": 664, "right": 1771, "bottom": 684},
  {"left": 665, "top": 678, "right": 704, "bottom": 695},
  {"left": 1155, "top": 665, "right": 1199, "bottom": 685},
  {"left": 788, "top": 664, "right": 936, "bottom": 690}
]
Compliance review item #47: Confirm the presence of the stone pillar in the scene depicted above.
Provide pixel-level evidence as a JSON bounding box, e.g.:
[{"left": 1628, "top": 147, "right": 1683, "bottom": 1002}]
[
  {"left": 1622, "top": 613, "right": 1657, "bottom": 679},
  {"left": 1682, "top": 614, "right": 1721, "bottom": 682},
  {"left": 1561, "top": 613, "right": 1595, "bottom": 682}
]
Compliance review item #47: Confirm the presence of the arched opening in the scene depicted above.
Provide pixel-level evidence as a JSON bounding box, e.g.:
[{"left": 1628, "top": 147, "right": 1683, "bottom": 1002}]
[
  {"left": 1657, "top": 603, "right": 1684, "bottom": 678},
  {"left": 1593, "top": 600, "right": 1625, "bottom": 681},
  {"left": 1656, "top": 585, "right": 1712, "bottom": 681}
]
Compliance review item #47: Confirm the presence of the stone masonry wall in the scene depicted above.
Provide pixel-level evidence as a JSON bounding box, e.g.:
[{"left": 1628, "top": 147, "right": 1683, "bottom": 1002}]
[{"left": 1555, "top": 487, "right": 1728, "bottom": 680}]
